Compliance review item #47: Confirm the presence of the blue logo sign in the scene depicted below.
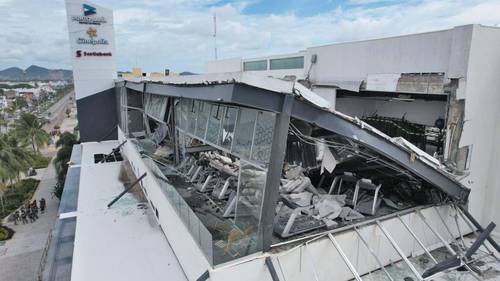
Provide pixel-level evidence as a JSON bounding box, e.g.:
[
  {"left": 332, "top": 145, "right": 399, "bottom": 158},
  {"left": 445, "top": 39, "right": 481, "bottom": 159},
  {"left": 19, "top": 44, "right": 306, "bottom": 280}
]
[{"left": 83, "top": 4, "right": 96, "bottom": 16}]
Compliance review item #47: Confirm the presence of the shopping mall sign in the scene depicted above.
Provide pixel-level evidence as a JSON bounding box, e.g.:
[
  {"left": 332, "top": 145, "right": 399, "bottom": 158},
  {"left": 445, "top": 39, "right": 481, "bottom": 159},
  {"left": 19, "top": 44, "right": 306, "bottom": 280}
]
[
  {"left": 71, "top": 3, "right": 107, "bottom": 25},
  {"left": 76, "top": 27, "right": 109, "bottom": 45}
]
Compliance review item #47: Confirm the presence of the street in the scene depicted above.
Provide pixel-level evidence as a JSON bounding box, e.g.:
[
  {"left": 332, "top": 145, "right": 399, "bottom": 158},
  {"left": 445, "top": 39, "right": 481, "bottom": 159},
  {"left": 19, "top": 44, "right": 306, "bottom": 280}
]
[{"left": 0, "top": 103, "right": 77, "bottom": 281}]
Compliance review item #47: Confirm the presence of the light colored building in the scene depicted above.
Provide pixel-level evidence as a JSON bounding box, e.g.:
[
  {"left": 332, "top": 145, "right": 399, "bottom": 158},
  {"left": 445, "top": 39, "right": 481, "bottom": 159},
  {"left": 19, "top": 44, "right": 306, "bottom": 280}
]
[
  {"left": 0, "top": 96, "right": 8, "bottom": 109},
  {"left": 50, "top": 1, "right": 500, "bottom": 280},
  {"left": 207, "top": 25, "right": 500, "bottom": 235}
]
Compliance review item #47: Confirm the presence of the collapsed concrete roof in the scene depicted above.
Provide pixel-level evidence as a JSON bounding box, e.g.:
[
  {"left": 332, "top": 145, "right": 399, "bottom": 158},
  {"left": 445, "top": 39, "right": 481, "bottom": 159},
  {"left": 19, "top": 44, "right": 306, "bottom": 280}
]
[{"left": 117, "top": 72, "right": 470, "bottom": 203}]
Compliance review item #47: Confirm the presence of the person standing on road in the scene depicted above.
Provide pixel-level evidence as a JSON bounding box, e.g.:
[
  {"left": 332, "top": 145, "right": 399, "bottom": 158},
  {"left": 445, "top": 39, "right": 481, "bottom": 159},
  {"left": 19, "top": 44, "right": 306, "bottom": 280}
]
[
  {"left": 13, "top": 210, "right": 20, "bottom": 225},
  {"left": 40, "top": 198, "right": 46, "bottom": 214},
  {"left": 31, "top": 201, "right": 39, "bottom": 220},
  {"left": 21, "top": 207, "right": 28, "bottom": 224}
]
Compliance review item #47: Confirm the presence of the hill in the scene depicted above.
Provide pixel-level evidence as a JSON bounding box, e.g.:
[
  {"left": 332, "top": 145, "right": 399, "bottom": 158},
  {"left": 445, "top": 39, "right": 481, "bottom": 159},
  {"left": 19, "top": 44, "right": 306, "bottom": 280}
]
[{"left": 0, "top": 65, "right": 72, "bottom": 81}]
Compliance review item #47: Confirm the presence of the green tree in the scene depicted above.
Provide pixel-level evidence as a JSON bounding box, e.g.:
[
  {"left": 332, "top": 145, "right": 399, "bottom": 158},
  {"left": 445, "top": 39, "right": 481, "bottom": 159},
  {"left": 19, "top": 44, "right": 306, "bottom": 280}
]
[
  {"left": 0, "top": 111, "right": 7, "bottom": 134},
  {"left": 53, "top": 131, "right": 79, "bottom": 199},
  {"left": 14, "top": 97, "right": 27, "bottom": 109},
  {"left": 0, "top": 134, "right": 32, "bottom": 185},
  {"left": 56, "top": 132, "right": 78, "bottom": 148},
  {"left": 13, "top": 113, "right": 50, "bottom": 152}
]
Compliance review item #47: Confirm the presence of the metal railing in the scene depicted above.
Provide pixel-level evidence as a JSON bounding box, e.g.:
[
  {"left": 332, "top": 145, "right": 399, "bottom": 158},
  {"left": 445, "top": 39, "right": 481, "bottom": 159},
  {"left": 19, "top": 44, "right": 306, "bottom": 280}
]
[{"left": 271, "top": 204, "right": 499, "bottom": 281}]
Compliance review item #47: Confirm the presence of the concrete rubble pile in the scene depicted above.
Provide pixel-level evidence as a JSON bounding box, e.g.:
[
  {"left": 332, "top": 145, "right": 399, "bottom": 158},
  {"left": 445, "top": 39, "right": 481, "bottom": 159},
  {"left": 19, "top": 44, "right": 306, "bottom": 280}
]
[{"left": 279, "top": 165, "right": 364, "bottom": 230}]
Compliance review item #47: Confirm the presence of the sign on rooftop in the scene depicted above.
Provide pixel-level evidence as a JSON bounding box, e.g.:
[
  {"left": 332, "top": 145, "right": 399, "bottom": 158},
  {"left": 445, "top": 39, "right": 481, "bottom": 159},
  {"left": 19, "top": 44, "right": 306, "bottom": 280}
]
[{"left": 65, "top": 0, "right": 116, "bottom": 100}]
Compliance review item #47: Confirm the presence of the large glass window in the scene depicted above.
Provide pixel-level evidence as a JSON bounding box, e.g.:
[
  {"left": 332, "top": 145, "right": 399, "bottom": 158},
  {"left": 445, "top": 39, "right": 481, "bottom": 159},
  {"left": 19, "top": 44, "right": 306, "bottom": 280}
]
[
  {"left": 127, "top": 109, "right": 145, "bottom": 136},
  {"left": 127, "top": 90, "right": 143, "bottom": 108},
  {"left": 251, "top": 111, "right": 276, "bottom": 165},
  {"left": 206, "top": 104, "right": 223, "bottom": 144},
  {"left": 232, "top": 108, "right": 257, "bottom": 159},
  {"left": 179, "top": 99, "right": 190, "bottom": 131},
  {"left": 269, "top": 56, "right": 304, "bottom": 70},
  {"left": 186, "top": 100, "right": 197, "bottom": 134},
  {"left": 221, "top": 107, "right": 238, "bottom": 150},
  {"left": 233, "top": 162, "right": 268, "bottom": 256},
  {"left": 144, "top": 93, "right": 168, "bottom": 121},
  {"left": 243, "top": 60, "right": 267, "bottom": 71},
  {"left": 195, "top": 101, "right": 210, "bottom": 139}
]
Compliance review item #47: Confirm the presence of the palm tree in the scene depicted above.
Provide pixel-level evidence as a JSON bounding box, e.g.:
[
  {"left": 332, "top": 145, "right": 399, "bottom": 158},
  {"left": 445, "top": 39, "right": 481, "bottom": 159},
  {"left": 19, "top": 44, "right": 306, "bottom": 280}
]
[
  {"left": 13, "top": 113, "right": 50, "bottom": 152},
  {"left": 0, "top": 134, "right": 32, "bottom": 185},
  {"left": 56, "top": 131, "right": 78, "bottom": 148},
  {"left": 0, "top": 110, "right": 7, "bottom": 134}
]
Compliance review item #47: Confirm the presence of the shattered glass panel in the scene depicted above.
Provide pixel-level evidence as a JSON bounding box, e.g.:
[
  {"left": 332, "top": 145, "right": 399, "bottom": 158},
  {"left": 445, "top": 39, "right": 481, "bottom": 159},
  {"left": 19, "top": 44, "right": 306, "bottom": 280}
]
[
  {"left": 206, "top": 104, "right": 223, "bottom": 145},
  {"left": 233, "top": 162, "right": 267, "bottom": 256},
  {"left": 144, "top": 93, "right": 168, "bottom": 121},
  {"left": 232, "top": 108, "right": 257, "bottom": 159},
  {"left": 251, "top": 111, "right": 276, "bottom": 165},
  {"left": 186, "top": 100, "right": 197, "bottom": 134},
  {"left": 126, "top": 90, "right": 143, "bottom": 108},
  {"left": 179, "top": 99, "right": 190, "bottom": 131},
  {"left": 195, "top": 101, "right": 210, "bottom": 139},
  {"left": 221, "top": 106, "right": 238, "bottom": 150},
  {"left": 127, "top": 109, "right": 144, "bottom": 135},
  {"left": 174, "top": 100, "right": 182, "bottom": 130}
]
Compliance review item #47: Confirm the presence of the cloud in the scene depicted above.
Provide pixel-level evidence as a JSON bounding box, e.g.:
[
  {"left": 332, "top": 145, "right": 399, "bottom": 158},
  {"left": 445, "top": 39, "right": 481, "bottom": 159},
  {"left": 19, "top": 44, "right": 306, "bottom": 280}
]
[{"left": 1, "top": 0, "right": 500, "bottom": 72}]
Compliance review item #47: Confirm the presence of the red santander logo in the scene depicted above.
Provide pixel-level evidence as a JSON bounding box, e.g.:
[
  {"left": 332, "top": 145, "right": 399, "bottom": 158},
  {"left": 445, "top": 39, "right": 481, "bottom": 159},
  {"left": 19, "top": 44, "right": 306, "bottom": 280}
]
[{"left": 76, "top": 50, "right": 112, "bottom": 57}]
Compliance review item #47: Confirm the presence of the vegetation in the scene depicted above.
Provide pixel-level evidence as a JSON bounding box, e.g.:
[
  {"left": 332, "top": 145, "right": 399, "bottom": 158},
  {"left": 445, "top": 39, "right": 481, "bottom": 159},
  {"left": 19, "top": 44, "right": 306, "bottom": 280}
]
[
  {"left": 0, "top": 178, "right": 40, "bottom": 219},
  {"left": 0, "top": 83, "right": 34, "bottom": 89},
  {"left": 13, "top": 113, "right": 50, "bottom": 152},
  {"left": 30, "top": 153, "right": 51, "bottom": 169},
  {"left": 53, "top": 131, "right": 79, "bottom": 199},
  {"left": 14, "top": 97, "right": 28, "bottom": 109},
  {"left": 37, "top": 84, "right": 74, "bottom": 113},
  {"left": 0, "top": 110, "right": 7, "bottom": 134},
  {"left": 0, "top": 225, "right": 9, "bottom": 240},
  {"left": 0, "top": 133, "right": 34, "bottom": 185},
  {"left": 0, "top": 115, "right": 50, "bottom": 220}
]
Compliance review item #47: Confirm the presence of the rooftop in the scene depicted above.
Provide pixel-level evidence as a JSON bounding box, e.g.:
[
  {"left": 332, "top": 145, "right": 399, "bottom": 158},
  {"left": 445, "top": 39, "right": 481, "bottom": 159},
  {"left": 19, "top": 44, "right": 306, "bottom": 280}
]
[{"left": 44, "top": 141, "right": 187, "bottom": 281}]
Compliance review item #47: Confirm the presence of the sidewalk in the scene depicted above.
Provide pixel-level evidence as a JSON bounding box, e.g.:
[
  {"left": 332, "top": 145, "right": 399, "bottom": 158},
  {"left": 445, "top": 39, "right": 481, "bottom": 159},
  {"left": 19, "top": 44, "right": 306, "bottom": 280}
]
[
  {"left": 0, "top": 105, "right": 77, "bottom": 281},
  {"left": 0, "top": 159, "right": 59, "bottom": 281}
]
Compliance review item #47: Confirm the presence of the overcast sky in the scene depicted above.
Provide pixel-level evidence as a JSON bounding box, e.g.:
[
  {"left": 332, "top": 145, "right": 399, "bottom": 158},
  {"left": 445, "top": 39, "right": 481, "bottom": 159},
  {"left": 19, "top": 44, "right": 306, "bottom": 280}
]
[{"left": 1, "top": 0, "right": 500, "bottom": 73}]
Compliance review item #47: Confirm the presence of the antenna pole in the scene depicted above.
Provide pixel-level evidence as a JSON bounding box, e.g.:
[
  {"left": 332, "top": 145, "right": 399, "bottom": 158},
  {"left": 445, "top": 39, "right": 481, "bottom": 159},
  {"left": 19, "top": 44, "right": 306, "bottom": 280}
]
[{"left": 213, "top": 13, "right": 218, "bottom": 60}]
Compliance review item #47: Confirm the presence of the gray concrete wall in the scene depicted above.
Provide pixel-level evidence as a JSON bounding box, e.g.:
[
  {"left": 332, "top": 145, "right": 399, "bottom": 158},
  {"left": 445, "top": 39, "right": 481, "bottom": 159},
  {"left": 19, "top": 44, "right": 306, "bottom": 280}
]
[
  {"left": 305, "top": 27, "right": 470, "bottom": 85},
  {"left": 456, "top": 25, "right": 500, "bottom": 234}
]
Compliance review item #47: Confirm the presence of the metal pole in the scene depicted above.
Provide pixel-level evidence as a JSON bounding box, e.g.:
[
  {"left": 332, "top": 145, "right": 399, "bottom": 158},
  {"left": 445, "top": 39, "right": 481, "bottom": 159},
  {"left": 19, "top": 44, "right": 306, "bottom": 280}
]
[
  {"left": 458, "top": 206, "right": 500, "bottom": 253},
  {"left": 100, "top": 140, "right": 127, "bottom": 163},
  {"left": 376, "top": 221, "right": 423, "bottom": 281},
  {"left": 457, "top": 208, "right": 500, "bottom": 261},
  {"left": 304, "top": 245, "right": 321, "bottom": 281},
  {"left": 417, "top": 210, "right": 457, "bottom": 255},
  {"left": 327, "top": 233, "right": 363, "bottom": 281},
  {"left": 107, "top": 173, "right": 147, "bottom": 208},
  {"left": 275, "top": 256, "right": 288, "bottom": 281},
  {"left": 265, "top": 257, "right": 281, "bottom": 281},
  {"left": 397, "top": 215, "right": 438, "bottom": 264},
  {"left": 462, "top": 263, "right": 483, "bottom": 281},
  {"left": 433, "top": 206, "right": 457, "bottom": 243},
  {"left": 354, "top": 227, "right": 395, "bottom": 281},
  {"left": 261, "top": 94, "right": 294, "bottom": 251}
]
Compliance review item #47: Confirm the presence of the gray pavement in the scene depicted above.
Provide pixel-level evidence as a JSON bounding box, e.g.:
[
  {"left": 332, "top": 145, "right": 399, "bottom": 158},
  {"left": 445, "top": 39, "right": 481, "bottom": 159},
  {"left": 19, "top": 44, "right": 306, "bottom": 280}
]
[{"left": 0, "top": 159, "right": 59, "bottom": 281}]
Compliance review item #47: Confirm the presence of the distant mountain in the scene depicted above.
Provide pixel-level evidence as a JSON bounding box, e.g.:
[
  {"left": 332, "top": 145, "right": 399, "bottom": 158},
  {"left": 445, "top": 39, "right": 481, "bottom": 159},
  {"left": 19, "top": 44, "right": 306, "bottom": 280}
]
[
  {"left": 0, "top": 65, "right": 72, "bottom": 81},
  {"left": 179, "top": 71, "right": 197, "bottom": 76}
]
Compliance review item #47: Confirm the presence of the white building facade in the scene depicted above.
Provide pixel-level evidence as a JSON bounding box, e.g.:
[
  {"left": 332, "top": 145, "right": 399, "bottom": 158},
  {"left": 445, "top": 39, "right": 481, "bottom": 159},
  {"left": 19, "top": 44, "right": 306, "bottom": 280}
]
[{"left": 206, "top": 25, "right": 500, "bottom": 238}]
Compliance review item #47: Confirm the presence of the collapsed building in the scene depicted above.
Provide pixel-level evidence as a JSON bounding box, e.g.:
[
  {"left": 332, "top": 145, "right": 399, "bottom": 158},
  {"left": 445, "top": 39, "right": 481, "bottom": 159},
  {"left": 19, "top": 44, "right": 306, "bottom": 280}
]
[
  {"left": 103, "top": 73, "right": 498, "bottom": 280},
  {"left": 45, "top": 2, "right": 500, "bottom": 280}
]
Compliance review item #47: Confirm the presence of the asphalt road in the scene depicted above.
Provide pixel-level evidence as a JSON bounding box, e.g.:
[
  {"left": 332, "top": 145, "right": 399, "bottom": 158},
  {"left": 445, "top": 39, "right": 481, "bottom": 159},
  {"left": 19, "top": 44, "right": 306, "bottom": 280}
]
[{"left": 42, "top": 91, "right": 74, "bottom": 132}]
